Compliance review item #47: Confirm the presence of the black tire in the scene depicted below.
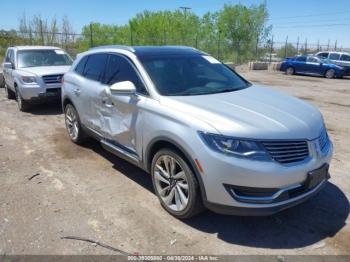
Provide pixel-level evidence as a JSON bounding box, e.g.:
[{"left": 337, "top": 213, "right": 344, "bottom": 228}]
[
  {"left": 4, "top": 84, "right": 15, "bottom": 99},
  {"left": 15, "top": 88, "right": 30, "bottom": 111},
  {"left": 286, "top": 67, "right": 295, "bottom": 75},
  {"left": 151, "top": 148, "right": 204, "bottom": 219},
  {"left": 325, "top": 69, "right": 335, "bottom": 79},
  {"left": 64, "top": 103, "right": 87, "bottom": 144},
  {"left": 0, "top": 74, "right": 4, "bottom": 88}
]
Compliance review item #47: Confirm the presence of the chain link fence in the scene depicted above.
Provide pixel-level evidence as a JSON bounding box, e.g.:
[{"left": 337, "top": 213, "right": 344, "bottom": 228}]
[{"left": 1, "top": 29, "right": 349, "bottom": 65}]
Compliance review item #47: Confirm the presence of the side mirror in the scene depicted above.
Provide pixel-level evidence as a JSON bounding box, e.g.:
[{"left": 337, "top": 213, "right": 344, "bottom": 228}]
[
  {"left": 4, "top": 62, "right": 14, "bottom": 69},
  {"left": 110, "top": 81, "right": 136, "bottom": 95}
]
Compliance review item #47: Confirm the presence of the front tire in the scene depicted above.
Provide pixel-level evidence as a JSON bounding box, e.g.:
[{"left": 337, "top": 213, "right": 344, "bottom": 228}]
[
  {"left": 64, "top": 104, "right": 86, "bottom": 144},
  {"left": 15, "top": 89, "right": 30, "bottom": 111},
  {"left": 4, "top": 84, "right": 15, "bottom": 99},
  {"left": 325, "top": 69, "right": 335, "bottom": 79},
  {"left": 151, "top": 148, "right": 203, "bottom": 219}
]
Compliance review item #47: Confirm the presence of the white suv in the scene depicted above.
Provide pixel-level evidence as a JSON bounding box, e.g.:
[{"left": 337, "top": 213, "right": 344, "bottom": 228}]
[
  {"left": 316, "top": 51, "right": 350, "bottom": 76},
  {"left": 2, "top": 46, "right": 73, "bottom": 111}
]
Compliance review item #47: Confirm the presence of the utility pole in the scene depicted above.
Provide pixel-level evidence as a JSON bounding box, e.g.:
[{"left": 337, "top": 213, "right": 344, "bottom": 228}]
[
  {"left": 327, "top": 39, "right": 330, "bottom": 51},
  {"left": 179, "top": 6, "right": 191, "bottom": 19},
  {"left": 335, "top": 40, "right": 337, "bottom": 51}
]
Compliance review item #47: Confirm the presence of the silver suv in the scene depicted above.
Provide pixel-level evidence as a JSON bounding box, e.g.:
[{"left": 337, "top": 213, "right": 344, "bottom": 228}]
[
  {"left": 62, "top": 46, "right": 333, "bottom": 218},
  {"left": 2, "top": 46, "right": 72, "bottom": 111},
  {"left": 316, "top": 51, "right": 350, "bottom": 76}
]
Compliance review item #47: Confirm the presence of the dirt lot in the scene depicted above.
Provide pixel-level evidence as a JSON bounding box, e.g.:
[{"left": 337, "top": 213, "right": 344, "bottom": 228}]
[{"left": 0, "top": 70, "right": 349, "bottom": 255}]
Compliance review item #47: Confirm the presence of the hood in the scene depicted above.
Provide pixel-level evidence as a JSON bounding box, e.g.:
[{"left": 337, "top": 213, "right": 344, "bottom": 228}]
[
  {"left": 17, "top": 65, "right": 71, "bottom": 76},
  {"left": 160, "top": 85, "right": 323, "bottom": 140}
]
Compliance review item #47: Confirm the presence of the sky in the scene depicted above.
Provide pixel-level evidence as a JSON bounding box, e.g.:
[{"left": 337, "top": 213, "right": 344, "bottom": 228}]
[{"left": 1, "top": 0, "right": 350, "bottom": 47}]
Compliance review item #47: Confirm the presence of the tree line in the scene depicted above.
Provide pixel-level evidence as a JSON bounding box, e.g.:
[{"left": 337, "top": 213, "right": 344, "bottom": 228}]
[{"left": 1, "top": 3, "right": 271, "bottom": 63}]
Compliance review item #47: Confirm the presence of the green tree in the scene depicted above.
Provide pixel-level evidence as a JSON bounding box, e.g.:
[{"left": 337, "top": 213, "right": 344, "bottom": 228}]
[{"left": 277, "top": 43, "right": 298, "bottom": 58}]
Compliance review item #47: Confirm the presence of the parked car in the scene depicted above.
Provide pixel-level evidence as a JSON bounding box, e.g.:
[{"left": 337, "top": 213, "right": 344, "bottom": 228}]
[
  {"left": 62, "top": 46, "right": 333, "bottom": 218},
  {"left": 280, "top": 55, "right": 346, "bottom": 78},
  {"left": 2, "top": 46, "right": 73, "bottom": 111},
  {"left": 316, "top": 51, "right": 350, "bottom": 76}
]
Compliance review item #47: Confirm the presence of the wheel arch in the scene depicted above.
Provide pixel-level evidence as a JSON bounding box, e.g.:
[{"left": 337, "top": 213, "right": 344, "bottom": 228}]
[{"left": 145, "top": 137, "right": 207, "bottom": 200}]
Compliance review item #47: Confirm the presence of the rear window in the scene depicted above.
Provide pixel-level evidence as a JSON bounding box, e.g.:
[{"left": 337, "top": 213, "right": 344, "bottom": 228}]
[
  {"left": 329, "top": 53, "right": 341, "bottom": 60},
  {"left": 83, "top": 53, "right": 108, "bottom": 81},
  {"left": 317, "top": 52, "right": 328, "bottom": 58},
  {"left": 340, "top": 54, "right": 350, "bottom": 61}
]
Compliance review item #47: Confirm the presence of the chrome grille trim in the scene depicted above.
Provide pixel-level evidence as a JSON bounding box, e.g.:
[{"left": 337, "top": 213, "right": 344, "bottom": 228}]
[
  {"left": 42, "top": 74, "right": 63, "bottom": 84},
  {"left": 262, "top": 140, "right": 309, "bottom": 164}
]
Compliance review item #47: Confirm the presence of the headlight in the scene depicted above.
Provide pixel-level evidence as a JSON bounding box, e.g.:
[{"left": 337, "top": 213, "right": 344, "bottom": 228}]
[
  {"left": 21, "top": 76, "right": 37, "bottom": 84},
  {"left": 198, "top": 132, "right": 270, "bottom": 160}
]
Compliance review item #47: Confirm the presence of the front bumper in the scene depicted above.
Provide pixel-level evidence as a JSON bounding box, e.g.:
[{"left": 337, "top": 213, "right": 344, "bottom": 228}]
[
  {"left": 19, "top": 83, "right": 61, "bottom": 102},
  {"left": 196, "top": 139, "right": 333, "bottom": 215}
]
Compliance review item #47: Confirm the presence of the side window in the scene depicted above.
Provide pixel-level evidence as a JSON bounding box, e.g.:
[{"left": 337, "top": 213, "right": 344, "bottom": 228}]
[
  {"left": 307, "top": 57, "right": 318, "bottom": 63},
  {"left": 83, "top": 53, "right": 108, "bottom": 81},
  {"left": 75, "top": 56, "right": 88, "bottom": 76},
  {"left": 104, "top": 54, "right": 148, "bottom": 95},
  {"left": 296, "top": 56, "right": 306, "bottom": 62},
  {"left": 317, "top": 52, "right": 328, "bottom": 58},
  {"left": 5, "top": 50, "right": 14, "bottom": 64},
  {"left": 329, "top": 53, "right": 340, "bottom": 60},
  {"left": 340, "top": 54, "right": 350, "bottom": 61}
]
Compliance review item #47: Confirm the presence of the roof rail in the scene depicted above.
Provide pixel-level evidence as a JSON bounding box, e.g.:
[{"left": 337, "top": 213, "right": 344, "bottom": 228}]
[{"left": 89, "top": 45, "right": 135, "bottom": 52}]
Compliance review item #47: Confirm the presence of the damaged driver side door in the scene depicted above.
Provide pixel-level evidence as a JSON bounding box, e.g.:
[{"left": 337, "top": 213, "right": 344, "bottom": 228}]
[{"left": 98, "top": 53, "right": 148, "bottom": 160}]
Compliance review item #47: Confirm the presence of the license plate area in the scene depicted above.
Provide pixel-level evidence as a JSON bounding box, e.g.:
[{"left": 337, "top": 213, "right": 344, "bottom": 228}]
[{"left": 307, "top": 164, "right": 330, "bottom": 189}]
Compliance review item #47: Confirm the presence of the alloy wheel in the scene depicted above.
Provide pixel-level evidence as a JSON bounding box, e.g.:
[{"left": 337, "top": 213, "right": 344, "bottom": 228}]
[
  {"left": 153, "top": 155, "right": 189, "bottom": 212},
  {"left": 65, "top": 106, "right": 79, "bottom": 141}
]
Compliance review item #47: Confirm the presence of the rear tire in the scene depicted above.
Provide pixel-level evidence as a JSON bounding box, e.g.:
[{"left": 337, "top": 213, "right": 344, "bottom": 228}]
[
  {"left": 4, "top": 84, "right": 15, "bottom": 99},
  {"left": 0, "top": 74, "right": 4, "bottom": 88},
  {"left": 151, "top": 148, "right": 204, "bottom": 219},
  {"left": 325, "top": 69, "right": 335, "bottom": 79},
  {"left": 15, "top": 88, "right": 30, "bottom": 111},
  {"left": 286, "top": 67, "right": 295, "bottom": 75},
  {"left": 64, "top": 103, "right": 86, "bottom": 144}
]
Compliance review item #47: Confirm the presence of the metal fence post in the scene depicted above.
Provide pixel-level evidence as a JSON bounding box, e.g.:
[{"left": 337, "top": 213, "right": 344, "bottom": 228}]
[
  {"left": 335, "top": 40, "right": 337, "bottom": 51},
  {"left": 255, "top": 37, "right": 259, "bottom": 61},
  {"left": 39, "top": 19, "right": 44, "bottom": 45},
  {"left": 284, "top": 35, "right": 288, "bottom": 58},
  {"left": 296, "top": 37, "right": 299, "bottom": 55},
  {"left": 89, "top": 23, "right": 93, "bottom": 48},
  {"left": 269, "top": 35, "right": 273, "bottom": 64}
]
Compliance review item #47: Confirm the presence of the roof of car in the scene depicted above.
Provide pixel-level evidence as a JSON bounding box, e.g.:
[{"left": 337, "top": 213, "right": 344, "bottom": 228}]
[
  {"left": 11, "top": 46, "right": 62, "bottom": 51},
  {"left": 90, "top": 45, "right": 206, "bottom": 56},
  {"left": 316, "top": 51, "right": 350, "bottom": 55}
]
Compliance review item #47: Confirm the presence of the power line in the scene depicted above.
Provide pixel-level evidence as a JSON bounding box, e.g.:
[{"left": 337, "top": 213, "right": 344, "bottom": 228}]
[
  {"left": 268, "top": 10, "right": 350, "bottom": 20},
  {"left": 274, "top": 17, "right": 350, "bottom": 25},
  {"left": 274, "top": 23, "right": 350, "bottom": 29}
]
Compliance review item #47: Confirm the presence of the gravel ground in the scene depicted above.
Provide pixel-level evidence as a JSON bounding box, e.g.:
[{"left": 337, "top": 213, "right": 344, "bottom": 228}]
[{"left": 0, "top": 70, "right": 349, "bottom": 255}]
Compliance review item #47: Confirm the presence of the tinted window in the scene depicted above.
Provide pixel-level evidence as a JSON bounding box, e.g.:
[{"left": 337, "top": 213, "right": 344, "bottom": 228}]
[
  {"left": 83, "top": 53, "right": 108, "bottom": 81},
  {"left": 103, "top": 54, "right": 147, "bottom": 94},
  {"left": 317, "top": 52, "right": 328, "bottom": 58},
  {"left": 140, "top": 55, "right": 249, "bottom": 96},
  {"left": 75, "top": 56, "right": 88, "bottom": 75},
  {"left": 329, "top": 53, "right": 341, "bottom": 60},
  {"left": 307, "top": 57, "right": 319, "bottom": 63},
  {"left": 340, "top": 54, "right": 350, "bottom": 61},
  {"left": 296, "top": 56, "right": 306, "bottom": 62}
]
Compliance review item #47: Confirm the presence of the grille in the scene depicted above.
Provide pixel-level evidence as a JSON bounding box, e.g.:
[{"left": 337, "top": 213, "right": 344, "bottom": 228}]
[
  {"left": 318, "top": 128, "right": 330, "bottom": 153},
  {"left": 262, "top": 140, "right": 309, "bottom": 164},
  {"left": 42, "top": 74, "right": 63, "bottom": 84}
]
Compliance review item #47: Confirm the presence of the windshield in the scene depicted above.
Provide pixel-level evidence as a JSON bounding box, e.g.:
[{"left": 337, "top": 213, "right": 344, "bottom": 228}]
[
  {"left": 17, "top": 49, "right": 73, "bottom": 68},
  {"left": 319, "top": 57, "right": 331, "bottom": 64},
  {"left": 140, "top": 54, "right": 250, "bottom": 96}
]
